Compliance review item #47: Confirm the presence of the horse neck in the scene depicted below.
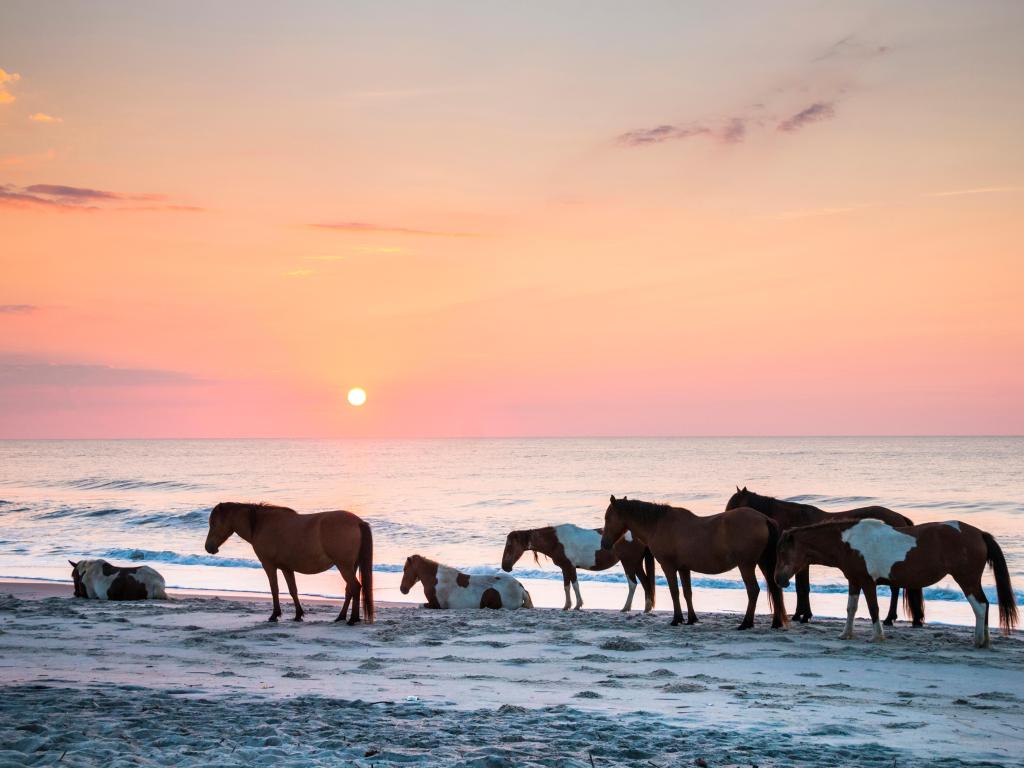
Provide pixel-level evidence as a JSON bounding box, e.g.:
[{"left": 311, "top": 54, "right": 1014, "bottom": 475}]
[
  {"left": 763, "top": 496, "right": 821, "bottom": 526},
  {"left": 229, "top": 504, "right": 257, "bottom": 542},
  {"left": 794, "top": 525, "right": 842, "bottom": 565},
  {"left": 617, "top": 507, "right": 668, "bottom": 541}
]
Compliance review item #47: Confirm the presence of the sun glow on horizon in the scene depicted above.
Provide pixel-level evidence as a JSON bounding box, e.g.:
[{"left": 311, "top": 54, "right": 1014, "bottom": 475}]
[{"left": 347, "top": 387, "right": 367, "bottom": 407}]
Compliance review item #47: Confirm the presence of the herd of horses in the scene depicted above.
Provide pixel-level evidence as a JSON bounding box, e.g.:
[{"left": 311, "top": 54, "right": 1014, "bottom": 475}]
[{"left": 191, "top": 488, "right": 1020, "bottom": 648}]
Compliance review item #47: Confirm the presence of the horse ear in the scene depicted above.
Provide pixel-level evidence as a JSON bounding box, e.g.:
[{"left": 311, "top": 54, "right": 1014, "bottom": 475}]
[
  {"left": 68, "top": 560, "right": 78, "bottom": 568},
  {"left": 609, "top": 494, "right": 616, "bottom": 503},
  {"left": 742, "top": 486, "right": 748, "bottom": 492},
  {"left": 736, "top": 485, "right": 741, "bottom": 492}
]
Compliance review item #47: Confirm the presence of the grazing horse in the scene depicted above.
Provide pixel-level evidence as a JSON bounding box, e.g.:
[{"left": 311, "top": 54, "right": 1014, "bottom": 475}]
[
  {"left": 601, "top": 495, "right": 787, "bottom": 630},
  {"left": 400, "top": 554, "right": 533, "bottom": 610},
  {"left": 775, "top": 518, "right": 1018, "bottom": 647},
  {"left": 70, "top": 559, "right": 167, "bottom": 600},
  {"left": 501, "top": 524, "right": 656, "bottom": 612},
  {"left": 726, "top": 486, "right": 923, "bottom": 626},
  {"left": 204, "top": 502, "right": 374, "bottom": 625}
]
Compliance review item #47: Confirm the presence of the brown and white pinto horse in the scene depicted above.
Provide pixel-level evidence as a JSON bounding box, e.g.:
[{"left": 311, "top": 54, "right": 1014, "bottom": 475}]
[
  {"left": 204, "top": 502, "right": 374, "bottom": 625},
  {"left": 726, "top": 486, "right": 923, "bottom": 626},
  {"left": 401, "top": 554, "right": 533, "bottom": 610},
  {"left": 501, "top": 523, "right": 656, "bottom": 612},
  {"left": 775, "top": 518, "right": 1018, "bottom": 646},
  {"left": 601, "top": 496, "right": 787, "bottom": 630}
]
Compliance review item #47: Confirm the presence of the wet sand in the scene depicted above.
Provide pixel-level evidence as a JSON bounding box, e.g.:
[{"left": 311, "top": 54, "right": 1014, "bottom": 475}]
[{"left": 1, "top": 580, "right": 1021, "bottom": 766}]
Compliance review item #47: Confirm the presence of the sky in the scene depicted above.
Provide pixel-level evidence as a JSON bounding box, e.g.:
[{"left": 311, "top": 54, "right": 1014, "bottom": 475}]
[{"left": 1, "top": 1, "right": 1023, "bottom": 437}]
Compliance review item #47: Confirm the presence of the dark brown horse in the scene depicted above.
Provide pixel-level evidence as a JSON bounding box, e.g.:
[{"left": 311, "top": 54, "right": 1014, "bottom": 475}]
[
  {"left": 501, "top": 523, "right": 656, "bottom": 612},
  {"left": 726, "top": 486, "right": 923, "bottom": 626},
  {"left": 775, "top": 518, "right": 1018, "bottom": 646},
  {"left": 601, "top": 495, "right": 787, "bottom": 630},
  {"left": 204, "top": 502, "right": 374, "bottom": 624}
]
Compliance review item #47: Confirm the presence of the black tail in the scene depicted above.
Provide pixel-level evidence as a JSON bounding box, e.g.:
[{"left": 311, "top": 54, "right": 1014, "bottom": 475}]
[
  {"left": 358, "top": 521, "right": 375, "bottom": 624},
  {"left": 983, "top": 532, "right": 1018, "bottom": 635},
  {"left": 641, "top": 547, "right": 656, "bottom": 609},
  {"left": 760, "top": 517, "right": 788, "bottom": 626},
  {"left": 903, "top": 587, "right": 925, "bottom": 624}
]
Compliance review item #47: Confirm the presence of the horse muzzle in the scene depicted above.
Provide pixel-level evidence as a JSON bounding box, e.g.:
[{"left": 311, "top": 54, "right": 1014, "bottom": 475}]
[
  {"left": 205, "top": 544, "right": 219, "bottom": 555},
  {"left": 600, "top": 538, "right": 613, "bottom": 551}
]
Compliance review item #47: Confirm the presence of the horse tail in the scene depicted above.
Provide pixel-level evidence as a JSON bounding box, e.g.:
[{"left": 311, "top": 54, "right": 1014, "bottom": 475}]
[
  {"left": 903, "top": 587, "right": 925, "bottom": 624},
  {"left": 983, "top": 532, "right": 1018, "bottom": 634},
  {"left": 642, "top": 547, "right": 656, "bottom": 609},
  {"left": 358, "top": 520, "right": 375, "bottom": 624},
  {"left": 760, "top": 516, "right": 788, "bottom": 626},
  {"left": 523, "top": 588, "right": 534, "bottom": 609}
]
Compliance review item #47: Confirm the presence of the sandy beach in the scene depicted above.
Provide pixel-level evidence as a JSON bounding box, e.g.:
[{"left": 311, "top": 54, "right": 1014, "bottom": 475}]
[{"left": 1, "top": 580, "right": 1022, "bottom": 767}]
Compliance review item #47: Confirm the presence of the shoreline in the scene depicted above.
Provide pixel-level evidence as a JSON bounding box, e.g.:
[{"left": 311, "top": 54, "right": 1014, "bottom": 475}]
[{"left": 2, "top": 580, "right": 1022, "bottom": 766}]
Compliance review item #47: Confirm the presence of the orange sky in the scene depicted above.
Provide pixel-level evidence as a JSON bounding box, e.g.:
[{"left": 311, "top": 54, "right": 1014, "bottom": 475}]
[{"left": 2, "top": 2, "right": 1023, "bottom": 437}]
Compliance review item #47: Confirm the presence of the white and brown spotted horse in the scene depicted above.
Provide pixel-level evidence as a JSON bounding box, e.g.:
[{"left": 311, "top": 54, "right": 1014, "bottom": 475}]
[
  {"left": 775, "top": 518, "right": 1018, "bottom": 647},
  {"left": 726, "top": 487, "right": 923, "bottom": 626},
  {"left": 70, "top": 559, "right": 167, "bottom": 600},
  {"left": 401, "top": 554, "right": 533, "bottom": 610},
  {"left": 501, "top": 523, "right": 656, "bottom": 612}
]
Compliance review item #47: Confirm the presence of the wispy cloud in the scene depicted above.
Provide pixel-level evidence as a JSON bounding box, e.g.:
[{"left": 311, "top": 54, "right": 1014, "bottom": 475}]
[
  {"left": 285, "top": 268, "right": 314, "bottom": 277},
  {"left": 0, "top": 182, "right": 202, "bottom": 212},
  {"left": 777, "top": 102, "right": 836, "bottom": 133},
  {"left": 0, "top": 149, "right": 57, "bottom": 168},
  {"left": 29, "top": 112, "right": 62, "bottom": 124},
  {"left": 616, "top": 35, "right": 886, "bottom": 149},
  {"left": 813, "top": 35, "right": 890, "bottom": 64},
  {"left": 311, "top": 222, "right": 477, "bottom": 237},
  {"left": 0, "top": 304, "right": 38, "bottom": 314},
  {"left": 0, "top": 356, "right": 203, "bottom": 389},
  {"left": 927, "top": 186, "right": 1024, "bottom": 198},
  {"left": 0, "top": 68, "right": 20, "bottom": 104}
]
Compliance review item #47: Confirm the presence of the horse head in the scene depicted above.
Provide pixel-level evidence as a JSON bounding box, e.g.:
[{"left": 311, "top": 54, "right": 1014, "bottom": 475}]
[
  {"left": 600, "top": 495, "right": 629, "bottom": 550},
  {"left": 774, "top": 530, "right": 805, "bottom": 589},
  {"left": 205, "top": 502, "right": 238, "bottom": 554},
  {"left": 399, "top": 555, "right": 421, "bottom": 594},
  {"left": 725, "top": 485, "right": 752, "bottom": 511},
  {"left": 501, "top": 531, "right": 531, "bottom": 572}
]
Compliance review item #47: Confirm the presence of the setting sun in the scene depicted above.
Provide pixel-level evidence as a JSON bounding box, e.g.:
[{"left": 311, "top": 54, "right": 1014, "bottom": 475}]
[{"left": 347, "top": 388, "right": 367, "bottom": 407}]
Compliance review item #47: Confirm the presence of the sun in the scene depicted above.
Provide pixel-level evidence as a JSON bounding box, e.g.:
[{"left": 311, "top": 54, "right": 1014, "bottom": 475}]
[{"left": 346, "top": 387, "right": 367, "bottom": 407}]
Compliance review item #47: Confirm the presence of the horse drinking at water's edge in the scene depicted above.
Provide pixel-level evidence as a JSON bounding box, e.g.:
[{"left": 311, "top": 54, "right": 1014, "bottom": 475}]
[
  {"left": 775, "top": 518, "right": 1018, "bottom": 647},
  {"left": 601, "top": 495, "right": 787, "bottom": 630},
  {"left": 501, "top": 524, "right": 656, "bottom": 612},
  {"left": 204, "top": 502, "right": 374, "bottom": 624},
  {"left": 726, "top": 486, "right": 923, "bottom": 626}
]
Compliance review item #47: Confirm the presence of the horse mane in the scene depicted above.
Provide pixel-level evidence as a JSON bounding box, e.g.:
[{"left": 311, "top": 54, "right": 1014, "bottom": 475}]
[
  {"left": 784, "top": 518, "right": 863, "bottom": 536},
  {"left": 742, "top": 489, "right": 821, "bottom": 516},
  {"left": 612, "top": 497, "right": 681, "bottom": 522}
]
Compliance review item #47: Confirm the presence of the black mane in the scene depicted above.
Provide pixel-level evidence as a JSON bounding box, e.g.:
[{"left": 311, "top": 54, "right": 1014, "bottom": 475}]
[{"left": 612, "top": 497, "right": 684, "bottom": 522}]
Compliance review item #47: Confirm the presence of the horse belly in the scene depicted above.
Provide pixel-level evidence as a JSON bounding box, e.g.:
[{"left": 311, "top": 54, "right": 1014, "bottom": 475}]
[{"left": 443, "top": 584, "right": 486, "bottom": 609}]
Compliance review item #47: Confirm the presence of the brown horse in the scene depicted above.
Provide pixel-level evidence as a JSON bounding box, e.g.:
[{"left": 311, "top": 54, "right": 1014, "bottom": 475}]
[
  {"left": 204, "top": 502, "right": 374, "bottom": 625},
  {"left": 601, "top": 495, "right": 787, "bottom": 630},
  {"left": 726, "top": 486, "right": 923, "bottom": 626},
  {"left": 501, "top": 523, "right": 656, "bottom": 612},
  {"left": 775, "top": 518, "right": 1018, "bottom": 646}
]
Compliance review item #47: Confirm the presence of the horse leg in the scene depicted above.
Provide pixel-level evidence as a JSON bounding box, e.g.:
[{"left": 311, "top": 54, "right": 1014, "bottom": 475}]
[
  {"left": 863, "top": 582, "right": 885, "bottom": 642},
  {"left": 335, "top": 562, "right": 361, "bottom": 625},
  {"left": 793, "top": 567, "right": 812, "bottom": 623},
  {"left": 883, "top": 585, "right": 900, "bottom": 626},
  {"left": 620, "top": 567, "right": 637, "bottom": 613},
  {"left": 959, "top": 579, "right": 990, "bottom": 648},
  {"left": 737, "top": 564, "right": 759, "bottom": 630},
  {"left": 570, "top": 568, "right": 583, "bottom": 611},
  {"left": 665, "top": 567, "right": 684, "bottom": 626},
  {"left": 561, "top": 568, "right": 572, "bottom": 611},
  {"left": 282, "top": 569, "right": 304, "bottom": 621},
  {"left": 680, "top": 569, "right": 698, "bottom": 625},
  {"left": 758, "top": 558, "right": 785, "bottom": 629},
  {"left": 840, "top": 584, "right": 860, "bottom": 640},
  {"left": 263, "top": 564, "right": 282, "bottom": 622}
]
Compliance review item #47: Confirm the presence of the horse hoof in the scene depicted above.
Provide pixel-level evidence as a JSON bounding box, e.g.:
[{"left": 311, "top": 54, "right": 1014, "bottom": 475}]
[
  {"left": 686, "top": 618, "right": 699, "bottom": 626},
  {"left": 670, "top": 619, "right": 683, "bottom": 626},
  {"left": 839, "top": 632, "right": 854, "bottom": 640},
  {"left": 267, "top": 615, "right": 280, "bottom": 623},
  {"left": 346, "top": 617, "right": 361, "bottom": 626},
  {"left": 912, "top": 621, "right": 924, "bottom": 628},
  {"left": 799, "top": 615, "right": 811, "bottom": 624},
  {"left": 293, "top": 616, "right": 304, "bottom": 622},
  {"left": 574, "top": 605, "right": 583, "bottom": 611},
  {"left": 883, "top": 619, "right": 894, "bottom": 627},
  {"left": 736, "top": 623, "right": 753, "bottom": 631}
]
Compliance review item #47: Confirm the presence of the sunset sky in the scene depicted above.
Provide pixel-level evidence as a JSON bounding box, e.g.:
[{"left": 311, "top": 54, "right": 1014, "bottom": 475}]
[{"left": 2, "top": 1, "right": 1022, "bottom": 437}]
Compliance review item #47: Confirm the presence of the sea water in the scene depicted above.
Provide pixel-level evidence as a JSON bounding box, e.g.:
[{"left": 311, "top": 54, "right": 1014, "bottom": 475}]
[{"left": 1, "top": 438, "right": 1020, "bottom": 625}]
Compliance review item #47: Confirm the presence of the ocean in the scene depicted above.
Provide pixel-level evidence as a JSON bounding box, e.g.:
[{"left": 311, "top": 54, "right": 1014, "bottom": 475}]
[{"left": 1, "top": 437, "right": 1021, "bottom": 625}]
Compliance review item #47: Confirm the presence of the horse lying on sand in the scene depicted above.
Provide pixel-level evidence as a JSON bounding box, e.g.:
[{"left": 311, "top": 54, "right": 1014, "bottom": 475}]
[
  {"left": 70, "top": 559, "right": 167, "bottom": 600},
  {"left": 401, "top": 554, "right": 533, "bottom": 610},
  {"left": 726, "top": 486, "right": 923, "bottom": 626},
  {"left": 204, "top": 502, "right": 374, "bottom": 625},
  {"left": 602, "top": 495, "right": 787, "bottom": 630},
  {"left": 775, "top": 518, "right": 1018, "bottom": 647},
  {"left": 501, "top": 523, "right": 656, "bottom": 612}
]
